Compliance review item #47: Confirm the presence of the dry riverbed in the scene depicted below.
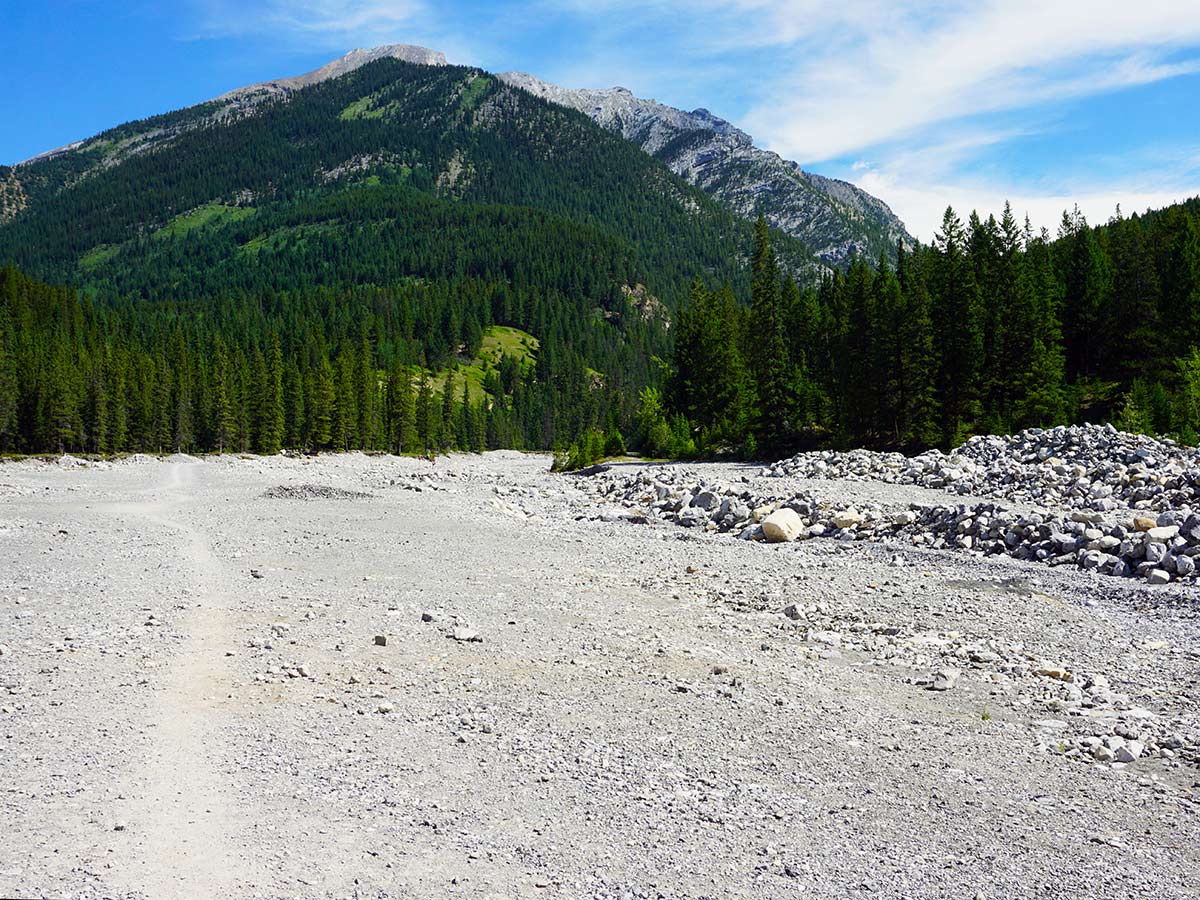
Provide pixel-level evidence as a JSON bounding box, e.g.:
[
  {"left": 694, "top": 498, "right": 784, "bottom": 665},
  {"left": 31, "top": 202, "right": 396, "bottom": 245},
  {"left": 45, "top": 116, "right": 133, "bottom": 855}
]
[{"left": 1, "top": 451, "right": 1198, "bottom": 899}]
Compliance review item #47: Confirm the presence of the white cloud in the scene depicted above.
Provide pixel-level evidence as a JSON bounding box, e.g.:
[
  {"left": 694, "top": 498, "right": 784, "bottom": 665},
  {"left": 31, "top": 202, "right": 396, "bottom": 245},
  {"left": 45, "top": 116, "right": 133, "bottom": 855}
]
[
  {"left": 852, "top": 164, "right": 1199, "bottom": 242},
  {"left": 736, "top": 0, "right": 1200, "bottom": 162},
  {"left": 193, "top": 0, "right": 431, "bottom": 47}
]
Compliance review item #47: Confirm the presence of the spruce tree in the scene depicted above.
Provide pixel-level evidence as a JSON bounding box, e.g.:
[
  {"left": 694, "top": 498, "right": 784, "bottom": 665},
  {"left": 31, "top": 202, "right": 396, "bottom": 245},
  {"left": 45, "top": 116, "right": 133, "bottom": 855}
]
[
  {"left": 748, "top": 216, "right": 791, "bottom": 455},
  {"left": 415, "top": 373, "right": 434, "bottom": 452},
  {"left": 440, "top": 369, "right": 456, "bottom": 452},
  {"left": 211, "top": 339, "right": 236, "bottom": 454},
  {"left": 843, "top": 258, "right": 876, "bottom": 442},
  {"left": 0, "top": 310, "right": 18, "bottom": 451},
  {"left": 284, "top": 360, "right": 305, "bottom": 449},
  {"left": 931, "top": 207, "right": 983, "bottom": 446},
  {"left": 356, "top": 333, "right": 375, "bottom": 450},
  {"left": 260, "top": 335, "right": 285, "bottom": 455},
  {"left": 313, "top": 356, "right": 335, "bottom": 449}
]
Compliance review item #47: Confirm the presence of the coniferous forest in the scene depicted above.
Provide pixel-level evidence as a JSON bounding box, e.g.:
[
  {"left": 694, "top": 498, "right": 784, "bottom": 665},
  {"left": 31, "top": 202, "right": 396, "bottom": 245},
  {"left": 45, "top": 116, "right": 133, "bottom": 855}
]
[
  {"left": 661, "top": 199, "right": 1200, "bottom": 461},
  {"left": 6, "top": 196, "right": 1200, "bottom": 459}
]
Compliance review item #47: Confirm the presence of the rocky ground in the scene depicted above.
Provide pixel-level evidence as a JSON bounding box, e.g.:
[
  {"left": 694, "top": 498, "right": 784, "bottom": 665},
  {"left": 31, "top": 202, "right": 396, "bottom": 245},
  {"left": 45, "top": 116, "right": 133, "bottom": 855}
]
[{"left": 1, "top": 449, "right": 1198, "bottom": 899}]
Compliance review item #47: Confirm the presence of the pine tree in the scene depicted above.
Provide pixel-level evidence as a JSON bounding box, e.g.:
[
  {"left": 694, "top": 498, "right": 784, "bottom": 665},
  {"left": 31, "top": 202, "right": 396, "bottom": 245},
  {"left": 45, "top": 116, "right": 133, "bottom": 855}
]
[
  {"left": 415, "top": 373, "right": 434, "bottom": 452},
  {"left": 356, "top": 333, "right": 375, "bottom": 450},
  {"left": 457, "top": 381, "right": 471, "bottom": 450},
  {"left": 931, "top": 207, "right": 983, "bottom": 446},
  {"left": 259, "top": 335, "right": 285, "bottom": 455},
  {"left": 1059, "top": 206, "right": 1112, "bottom": 378},
  {"left": 313, "top": 356, "right": 335, "bottom": 449},
  {"left": 843, "top": 257, "right": 876, "bottom": 442},
  {"left": 895, "top": 247, "right": 940, "bottom": 447},
  {"left": 284, "top": 359, "right": 305, "bottom": 449},
  {"left": 868, "top": 256, "right": 903, "bottom": 443},
  {"left": 470, "top": 400, "right": 488, "bottom": 452},
  {"left": 41, "top": 339, "right": 81, "bottom": 452},
  {"left": 109, "top": 350, "right": 128, "bottom": 453},
  {"left": 748, "top": 216, "right": 791, "bottom": 455},
  {"left": 1162, "top": 212, "right": 1200, "bottom": 355},
  {"left": 386, "top": 359, "right": 415, "bottom": 454},
  {"left": 86, "top": 363, "right": 110, "bottom": 455},
  {"left": 153, "top": 352, "right": 172, "bottom": 452},
  {"left": 440, "top": 369, "right": 456, "bottom": 452},
  {"left": 332, "top": 349, "right": 358, "bottom": 451},
  {"left": 211, "top": 339, "right": 236, "bottom": 453},
  {"left": 0, "top": 309, "right": 18, "bottom": 451}
]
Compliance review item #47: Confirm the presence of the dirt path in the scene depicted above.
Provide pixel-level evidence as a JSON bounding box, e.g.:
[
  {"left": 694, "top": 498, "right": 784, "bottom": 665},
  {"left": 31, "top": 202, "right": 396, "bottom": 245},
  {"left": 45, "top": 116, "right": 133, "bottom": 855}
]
[{"left": 106, "top": 461, "right": 245, "bottom": 898}]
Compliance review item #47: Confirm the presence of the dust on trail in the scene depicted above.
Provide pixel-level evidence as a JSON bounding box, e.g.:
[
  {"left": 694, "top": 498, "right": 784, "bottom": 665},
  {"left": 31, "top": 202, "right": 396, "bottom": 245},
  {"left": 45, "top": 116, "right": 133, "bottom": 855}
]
[{"left": 106, "top": 461, "right": 246, "bottom": 899}]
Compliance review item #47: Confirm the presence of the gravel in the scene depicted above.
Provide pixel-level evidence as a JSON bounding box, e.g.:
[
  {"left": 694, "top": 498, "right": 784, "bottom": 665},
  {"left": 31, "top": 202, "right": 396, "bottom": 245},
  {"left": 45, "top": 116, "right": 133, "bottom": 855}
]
[{"left": 0, "top": 448, "right": 1197, "bottom": 899}]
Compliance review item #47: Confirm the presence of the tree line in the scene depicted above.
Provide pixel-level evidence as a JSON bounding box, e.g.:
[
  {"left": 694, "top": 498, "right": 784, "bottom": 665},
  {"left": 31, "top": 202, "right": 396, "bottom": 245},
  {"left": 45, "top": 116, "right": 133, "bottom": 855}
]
[
  {"left": 0, "top": 266, "right": 636, "bottom": 456},
  {"left": 667, "top": 197, "right": 1200, "bottom": 458}
]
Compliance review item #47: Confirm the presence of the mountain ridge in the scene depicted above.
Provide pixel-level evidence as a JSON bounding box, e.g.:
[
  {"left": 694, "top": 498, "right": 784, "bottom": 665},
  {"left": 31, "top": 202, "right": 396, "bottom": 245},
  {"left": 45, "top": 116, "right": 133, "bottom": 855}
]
[
  {"left": 497, "top": 71, "right": 914, "bottom": 265},
  {"left": 215, "top": 44, "right": 448, "bottom": 103},
  {"left": 17, "top": 44, "right": 449, "bottom": 167},
  {"left": 11, "top": 45, "right": 911, "bottom": 265}
]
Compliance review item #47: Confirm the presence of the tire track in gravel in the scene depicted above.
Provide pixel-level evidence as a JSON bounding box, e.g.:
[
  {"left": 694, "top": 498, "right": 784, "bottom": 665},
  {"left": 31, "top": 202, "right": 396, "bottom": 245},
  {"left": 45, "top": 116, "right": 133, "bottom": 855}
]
[{"left": 107, "top": 461, "right": 245, "bottom": 899}]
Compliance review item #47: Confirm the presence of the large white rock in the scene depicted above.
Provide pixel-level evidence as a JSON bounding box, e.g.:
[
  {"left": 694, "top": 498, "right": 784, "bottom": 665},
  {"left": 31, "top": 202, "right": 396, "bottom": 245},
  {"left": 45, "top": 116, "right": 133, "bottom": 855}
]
[{"left": 762, "top": 508, "right": 805, "bottom": 543}]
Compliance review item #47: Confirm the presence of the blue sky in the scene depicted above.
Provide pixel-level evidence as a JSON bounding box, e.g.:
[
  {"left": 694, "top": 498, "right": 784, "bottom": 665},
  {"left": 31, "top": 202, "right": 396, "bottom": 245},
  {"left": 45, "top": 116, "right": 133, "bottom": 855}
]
[{"left": 4, "top": 0, "right": 1200, "bottom": 240}]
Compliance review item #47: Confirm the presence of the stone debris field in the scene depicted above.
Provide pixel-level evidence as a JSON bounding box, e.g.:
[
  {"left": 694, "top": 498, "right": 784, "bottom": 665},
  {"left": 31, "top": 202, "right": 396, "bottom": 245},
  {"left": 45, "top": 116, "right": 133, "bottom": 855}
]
[{"left": 1, "top": 440, "right": 1199, "bottom": 899}]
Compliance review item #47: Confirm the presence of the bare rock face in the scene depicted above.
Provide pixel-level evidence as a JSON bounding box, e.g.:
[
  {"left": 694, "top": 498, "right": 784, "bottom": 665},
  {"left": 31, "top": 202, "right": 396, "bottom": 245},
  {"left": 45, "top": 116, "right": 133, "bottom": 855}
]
[{"left": 497, "top": 71, "right": 913, "bottom": 267}]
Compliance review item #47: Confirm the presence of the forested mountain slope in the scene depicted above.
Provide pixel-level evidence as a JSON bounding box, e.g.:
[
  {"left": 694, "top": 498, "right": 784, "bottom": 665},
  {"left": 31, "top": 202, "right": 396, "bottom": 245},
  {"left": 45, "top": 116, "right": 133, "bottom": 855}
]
[
  {"left": 0, "top": 55, "right": 812, "bottom": 300},
  {"left": 0, "top": 51, "right": 836, "bottom": 455}
]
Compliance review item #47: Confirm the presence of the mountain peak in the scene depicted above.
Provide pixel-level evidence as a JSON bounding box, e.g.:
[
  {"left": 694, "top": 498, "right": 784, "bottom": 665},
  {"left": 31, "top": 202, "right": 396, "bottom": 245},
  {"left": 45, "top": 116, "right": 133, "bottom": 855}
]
[{"left": 218, "top": 43, "right": 447, "bottom": 102}]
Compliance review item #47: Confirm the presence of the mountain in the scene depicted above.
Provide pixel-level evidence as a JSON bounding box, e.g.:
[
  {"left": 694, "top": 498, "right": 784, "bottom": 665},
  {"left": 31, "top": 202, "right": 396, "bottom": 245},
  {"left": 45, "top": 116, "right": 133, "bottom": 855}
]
[
  {"left": 0, "top": 49, "right": 836, "bottom": 455},
  {"left": 9, "top": 45, "right": 910, "bottom": 269},
  {"left": 1, "top": 49, "right": 818, "bottom": 300},
  {"left": 498, "top": 72, "right": 913, "bottom": 266},
  {"left": 215, "top": 44, "right": 448, "bottom": 104}
]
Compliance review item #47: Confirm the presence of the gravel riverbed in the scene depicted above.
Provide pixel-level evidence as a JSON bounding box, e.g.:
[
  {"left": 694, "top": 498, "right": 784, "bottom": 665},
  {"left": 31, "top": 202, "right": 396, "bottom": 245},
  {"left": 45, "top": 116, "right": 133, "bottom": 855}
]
[{"left": 1, "top": 450, "right": 1198, "bottom": 899}]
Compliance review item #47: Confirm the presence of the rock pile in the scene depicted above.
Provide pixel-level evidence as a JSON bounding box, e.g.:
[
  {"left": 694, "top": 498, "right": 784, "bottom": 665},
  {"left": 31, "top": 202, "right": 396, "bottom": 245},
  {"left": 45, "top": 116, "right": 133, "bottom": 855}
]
[
  {"left": 764, "top": 423, "right": 1200, "bottom": 513},
  {"left": 576, "top": 464, "right": 1200, "bottom": 584}
]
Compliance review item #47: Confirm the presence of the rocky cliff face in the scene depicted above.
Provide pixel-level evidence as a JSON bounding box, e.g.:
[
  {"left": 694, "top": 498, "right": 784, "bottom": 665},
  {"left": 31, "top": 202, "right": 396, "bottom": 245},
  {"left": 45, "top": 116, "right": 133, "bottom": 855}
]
[{"left": 498, "top": 72, "right": 913, "bottom": 266}]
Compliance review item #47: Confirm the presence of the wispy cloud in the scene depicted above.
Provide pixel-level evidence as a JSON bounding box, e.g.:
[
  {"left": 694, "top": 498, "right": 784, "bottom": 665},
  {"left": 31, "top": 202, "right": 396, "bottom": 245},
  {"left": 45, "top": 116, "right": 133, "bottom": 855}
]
[
  {"left": 737, "top": 0, "right": 1200, "bottom": 162},
  {"left": 191, "top": 0, "right": 437, "bottom": 48}
]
